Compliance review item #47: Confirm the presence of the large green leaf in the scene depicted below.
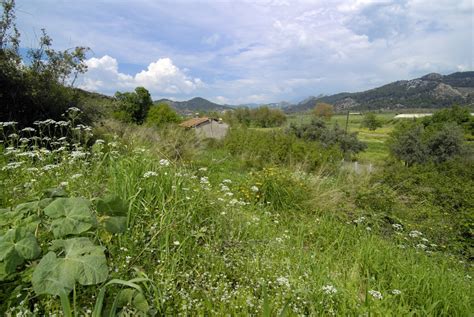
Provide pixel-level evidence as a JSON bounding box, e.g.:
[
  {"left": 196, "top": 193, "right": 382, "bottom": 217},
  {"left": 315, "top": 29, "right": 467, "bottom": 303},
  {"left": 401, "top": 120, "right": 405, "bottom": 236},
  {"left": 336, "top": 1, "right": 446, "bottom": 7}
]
[
  {"left": 103, "top": 217, "right": 127, "bottom": 234},
  {"left": 0, "top": 227, "right": 41, "bottom": 275},
  {"left": 96, "top": 195, "right": 128, "bottom": 233},
  {"left": 32, "top": 237, "right": 108, "bottom": 296},
  {"left": 44, "top": 198, "right": 95, "bottom": 237},
  {"left": 96, "top": 195, "right": 128, "bottom": 216}
]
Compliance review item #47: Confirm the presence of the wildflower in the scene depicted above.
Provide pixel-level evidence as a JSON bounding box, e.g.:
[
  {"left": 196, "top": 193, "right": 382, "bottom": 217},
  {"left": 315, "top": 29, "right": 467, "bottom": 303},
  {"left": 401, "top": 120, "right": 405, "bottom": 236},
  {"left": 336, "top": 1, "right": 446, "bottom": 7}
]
[
  {"left": 222, "top": 179, "right": 232, "bottom": 183},
  {"left": 59, "top": 182, "right": 69, "bottom": 187},
  {"left": 276, "top": 276, "right": 290, "bottom": 288},
  {"left": 159, "top": 159, "right": 170, "bottom": 166},
  {"left": 143, "top": 171, "right": 158, "bottom": 178},
  {"left": 8, "top": 133, "right": 18, "bottom": 138},
  {"left": 67, "top": 107, "right": 82, "bottom": 113},
  {"left": 42, "top": 164, "right": 59, "bottom": 171},
  {"left": 322, "top": 284, "right": 337, "bottom": 295},
  {"left": 21, "top": 127, "right": 35, "bottom": 132},
  {"left": 1, "top": 121, "right": 17, "bottom": 127},
  {"left": 173, "top": 241, "right": 180, "bottom": 246},
  {"left": 416, "top": 243, "right": 427, "bottom": 249},
  {"left": 95, "top": 139, "right": 105, "bottom": 144},
  {"left": 70, "top": 151, "right": 87, "bottom": 160},
  {"left": 26, "top": 167, "right": 39, "bottom": 172},
  {"left": 354, "top": 216, "right": 366, "bottom": 224},
  {"left": 409, "top": 230, "right": 422, "bottom": 238},
  {"left": 392, "top": 223, "right": 403, "bottom": 231},
  {"left": 1, "top": 162, "right": 23, "bottom": 171},
  {"left": 421, "top": 238, "right": 429, "bottom": 242},
  {"left": 220, "top": 185, "right": 230, "bottom": 192},
  {"left": 71, "top": 173, "right": 83, "bottom": 179},
  {"left": 250, "top": 185, "right": 259, "bottom": 192},
  {"left": 391, "top": 289, "right": 402, "bottom": 295},
  {"left": 368, "top": 290, "right": 383, "bottom": 300},
  {"left": 366, "top": 226, "right": 372, "bottom": 231},
  {"left": 198, "top": 167, "right": 207, "bottom": 171},
  {"left": 200, "top": 176, "right": 210, "bottom": 184}
]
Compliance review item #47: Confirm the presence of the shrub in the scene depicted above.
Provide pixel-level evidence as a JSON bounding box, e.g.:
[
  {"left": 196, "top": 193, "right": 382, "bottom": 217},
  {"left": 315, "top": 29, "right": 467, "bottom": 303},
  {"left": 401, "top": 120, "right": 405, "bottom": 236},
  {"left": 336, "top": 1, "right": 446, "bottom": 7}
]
[
  {"left": 361, "top": 113, "right": 382, "bottom": 131},
  {"left": 113, "top": 87, "right": 153, "bottom": 124},
  {"left": 288, "top": 119, "right": 367, "bottom": 157},
  {"left": 146, "top": 102, "right": 181, "bottom": 127},
  {"left": 313, "top": 102, "right": 334, "bottom": 120},
  {"left": 225, "top": 106, "right": 286, "bottom": 128}
]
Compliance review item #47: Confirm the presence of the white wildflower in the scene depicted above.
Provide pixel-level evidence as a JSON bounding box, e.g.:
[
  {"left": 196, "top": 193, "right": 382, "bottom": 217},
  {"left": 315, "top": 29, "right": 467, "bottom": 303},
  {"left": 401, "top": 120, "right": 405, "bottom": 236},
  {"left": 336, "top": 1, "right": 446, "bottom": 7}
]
[
  {"left": 276, "top": 276, "right": 290, "bottom": 288},
  {"left": 392, "top": 223, "right": 403, "bottom": 231},
  {"left": 250, "top": 185, "right": 259, "bottom": 192},
  {"left": 409, "top": 230, "right": 422, "bottom": 238},
  {"left": 173, "top": 241, "right": 180, "bottom": 246},
  {"left": 220, "top": 185, "right": 230, "bottom": 192},
  {"left": 222, "top": 179, "right": 232, "bottom": 183},
  {"left": 95, "top": 139, "right": 105, "bottom": 144},
  {"left": 200, "top": 176, "right": 209, "bottom": 184},
  {"left": 1, "top": 162, "right": 23, "bottom": 171},
  {"left": 59, "top": 182, "right": 69, "bottom": 187},
  {"left": 368, "top": 290, "right": 383, "bottom": 300},
  {"left": 322, "top": 284, "right": 337, "bottom": 295},
  {"left": 198, "top": 167, "right": 207, "bottom": 171},
  {"left": 391, "top": 289, "right": 402, "bottom": 295},
  {"left": 143, "top": 171, "right": 158, "bottom": 178},
  {"left": 71, "top": 173, "right": 83, "bottom": 179},
  {"left": 159, "top": 159, "right": 170, "bottom": 166},
  {"left": 21, "top": 127, "right": 35, "bottom": 132},
  {"left": 416, "top": 243, "right": 427, "bottom": 249},
  {"left": 354, "top": 216, "right": 366, "bottom": 224}
]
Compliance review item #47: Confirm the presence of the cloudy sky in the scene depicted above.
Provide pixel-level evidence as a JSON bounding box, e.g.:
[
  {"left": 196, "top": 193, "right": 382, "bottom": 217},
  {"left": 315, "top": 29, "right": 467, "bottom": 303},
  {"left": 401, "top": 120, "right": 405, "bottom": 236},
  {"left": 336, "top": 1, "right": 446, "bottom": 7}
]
[{"left": 16, "top": 0, "right": 473, "bottom": 104}]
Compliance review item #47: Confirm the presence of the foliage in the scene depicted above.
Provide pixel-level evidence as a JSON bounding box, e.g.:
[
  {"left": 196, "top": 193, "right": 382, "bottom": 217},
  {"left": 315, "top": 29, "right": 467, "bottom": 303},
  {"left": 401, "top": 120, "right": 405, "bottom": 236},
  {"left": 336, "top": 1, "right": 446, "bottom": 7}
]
[
  {"left": 113, "top": 87, "right": 153, "bottom": 124},
  {"left": 225, "top": 106, "right": 286, "bottom": 127},
  {"left": 361, "top": 112, "right": 383, "bottom": 130},
  {"left": 146, "top": 102, "right": 181, "bottom": 127},
  {"left": 0, "top": 0, "right": 90, "bottom": 127},
  {"left": 288, "top": 118, "right": 367, "bottom": 157},
  {"left": 313, "top": 102, "right": 334, "bottom": 120},
  {"left": 388, "top": 108, "right": 467, "bottom": 166},
  {"left": 224, "top": 127, "right": 343, "bottom": 171}
]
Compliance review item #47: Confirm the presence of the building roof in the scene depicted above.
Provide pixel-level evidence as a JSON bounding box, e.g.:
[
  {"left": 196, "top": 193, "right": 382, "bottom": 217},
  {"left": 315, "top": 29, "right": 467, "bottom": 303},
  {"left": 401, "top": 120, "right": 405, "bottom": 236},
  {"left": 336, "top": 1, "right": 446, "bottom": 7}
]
[{"left": 179, "top": 117, "right": 212, "bottom": 128}]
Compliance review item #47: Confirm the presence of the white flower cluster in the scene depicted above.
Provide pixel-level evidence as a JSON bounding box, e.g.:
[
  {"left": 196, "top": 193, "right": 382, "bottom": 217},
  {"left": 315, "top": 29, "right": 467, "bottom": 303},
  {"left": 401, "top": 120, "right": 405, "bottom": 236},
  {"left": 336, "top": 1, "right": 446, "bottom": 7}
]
[
  {"left": 321, "top": 284, "right": 337, "bottom": 295},
  {"left": 159, "top": 159, "right": 170, "bottom": 166},
  {"left": 143, "top": 171, "right": 158, "bottom": 178},
  {"left": 368, "top": 290, "right": 383, "bottom": 300},
  {"left": 276, "top": 276, "right": 290, "bottom": 288},
  {"left": 409, "top": 230, "right": 422, "bottom": 238},
  {"left": 392, "top": 223, "right": 403, "bottom": 231}
]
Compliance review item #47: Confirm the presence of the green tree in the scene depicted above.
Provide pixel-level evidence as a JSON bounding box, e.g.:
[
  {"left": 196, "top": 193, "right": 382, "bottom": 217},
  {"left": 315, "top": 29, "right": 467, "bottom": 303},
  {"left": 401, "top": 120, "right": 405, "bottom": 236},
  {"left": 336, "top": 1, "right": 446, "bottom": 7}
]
[
  {"left": 0, "top": 0, "right": 89, "bottom": 126},
  {"left": 388, "top": 122, "right": 427, "bottom": 166},
  {"left": 313, "top": 102, "right": 334, "bottom": 120},
  {"left": 425, "top": 123, "right": 464, "bottom": 163},
  {"left": 146, "top": 102, "right": 181, "bottom": 127},
  {"left": 361, "top": 112, "right": 382, "bottom": 131},
  {"left": 114, "top": 87, "right": 153, "bottom": 124}
]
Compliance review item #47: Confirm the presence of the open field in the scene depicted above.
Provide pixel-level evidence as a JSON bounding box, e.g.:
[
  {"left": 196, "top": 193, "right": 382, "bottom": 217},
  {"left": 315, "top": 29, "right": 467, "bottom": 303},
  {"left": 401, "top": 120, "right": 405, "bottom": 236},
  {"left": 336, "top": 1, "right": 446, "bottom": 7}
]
[{"left": 1, "top": 116, "right": 472, "bottom": 315}]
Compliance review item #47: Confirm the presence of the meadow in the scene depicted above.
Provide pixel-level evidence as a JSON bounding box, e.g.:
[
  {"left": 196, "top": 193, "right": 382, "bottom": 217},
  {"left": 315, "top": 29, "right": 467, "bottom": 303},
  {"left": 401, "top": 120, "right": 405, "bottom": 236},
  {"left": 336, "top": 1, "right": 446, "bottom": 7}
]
[{"left": 0, "top": 109, "right": 472, "bottom": 316}]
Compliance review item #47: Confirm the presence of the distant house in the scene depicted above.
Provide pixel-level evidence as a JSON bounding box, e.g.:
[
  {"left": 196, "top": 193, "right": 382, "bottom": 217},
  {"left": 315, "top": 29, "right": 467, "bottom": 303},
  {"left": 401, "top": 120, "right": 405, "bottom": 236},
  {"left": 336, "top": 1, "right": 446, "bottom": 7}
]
[
  {"left": 394, "top": 113, "right": 433, "bottom": 119},
  {"left": 179, "top": 117, "right": 229, "bottom": 139}
]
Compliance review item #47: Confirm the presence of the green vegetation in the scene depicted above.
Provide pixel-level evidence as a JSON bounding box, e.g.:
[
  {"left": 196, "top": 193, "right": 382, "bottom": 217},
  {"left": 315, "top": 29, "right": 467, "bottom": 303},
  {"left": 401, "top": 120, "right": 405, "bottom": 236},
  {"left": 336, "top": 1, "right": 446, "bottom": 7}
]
[
  {"left": 1, "top": 2, "right": 473, "bottom": 315},
  {"left": 224, "top": 106, "right": 287, "bottom": 128},
  {"left": 146, "top": 102, "right": 181, "bottom": 127},
  {"left": 361, "top": 112, "right": 383, "bottom": 131},
  {"left": 312, "top": 102, "right": 334, "bottom": 120}
]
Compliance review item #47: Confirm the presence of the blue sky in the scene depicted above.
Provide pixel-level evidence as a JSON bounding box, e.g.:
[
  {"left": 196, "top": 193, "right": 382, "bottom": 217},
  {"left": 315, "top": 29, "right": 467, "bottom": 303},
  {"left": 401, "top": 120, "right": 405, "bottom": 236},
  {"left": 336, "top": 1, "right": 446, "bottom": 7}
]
[{"left": 16, "top": 0, "right": 473, "bottom": 104}]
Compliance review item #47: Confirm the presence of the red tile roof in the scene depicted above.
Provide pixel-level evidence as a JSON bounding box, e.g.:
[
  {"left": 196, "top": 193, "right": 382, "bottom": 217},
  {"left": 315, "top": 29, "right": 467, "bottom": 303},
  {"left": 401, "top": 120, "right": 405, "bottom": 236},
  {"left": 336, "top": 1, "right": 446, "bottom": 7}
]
[{"left": 179, "top": 117, "right": 211, "bottom": 128}]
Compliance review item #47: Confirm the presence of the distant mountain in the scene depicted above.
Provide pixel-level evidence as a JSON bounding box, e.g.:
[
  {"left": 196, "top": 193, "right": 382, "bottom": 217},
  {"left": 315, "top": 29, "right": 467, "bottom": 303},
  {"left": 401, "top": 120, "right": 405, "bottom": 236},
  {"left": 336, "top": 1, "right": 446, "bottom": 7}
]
[
  {"left": 286, "top": 71, "right": 474, "bottom": 112},
  {"left": 235, "top": 101, "right": 291, "bottom": 109},
  {"left": 154, "top": 97, "right": 233, "bottom": 114}
]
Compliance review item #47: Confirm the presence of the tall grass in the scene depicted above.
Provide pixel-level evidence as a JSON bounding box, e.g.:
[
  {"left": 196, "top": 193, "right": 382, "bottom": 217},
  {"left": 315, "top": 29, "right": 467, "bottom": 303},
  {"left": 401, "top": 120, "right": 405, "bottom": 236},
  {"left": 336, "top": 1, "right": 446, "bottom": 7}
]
[{"left": 0, "top": 121, "right": 472, "bottom": 315}]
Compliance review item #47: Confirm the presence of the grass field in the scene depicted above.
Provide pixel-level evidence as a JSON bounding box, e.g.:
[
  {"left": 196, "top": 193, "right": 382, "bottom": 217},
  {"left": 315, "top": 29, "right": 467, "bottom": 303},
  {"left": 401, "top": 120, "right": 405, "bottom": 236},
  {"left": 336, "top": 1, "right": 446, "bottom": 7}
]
[{"left": 0, "top": 115, "right": 472, "bottom": 315}]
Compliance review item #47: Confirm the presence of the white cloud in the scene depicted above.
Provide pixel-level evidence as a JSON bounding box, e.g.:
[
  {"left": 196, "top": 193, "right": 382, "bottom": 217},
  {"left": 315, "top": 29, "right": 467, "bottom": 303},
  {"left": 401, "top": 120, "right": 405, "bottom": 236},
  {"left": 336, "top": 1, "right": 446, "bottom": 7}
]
[{"left": 79, "top": 55, "right": 203, "bottom": 97}]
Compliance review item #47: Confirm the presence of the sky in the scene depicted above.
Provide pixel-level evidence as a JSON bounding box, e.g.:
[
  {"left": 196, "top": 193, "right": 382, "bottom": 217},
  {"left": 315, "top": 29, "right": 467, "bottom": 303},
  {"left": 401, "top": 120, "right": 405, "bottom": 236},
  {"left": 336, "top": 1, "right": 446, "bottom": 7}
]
[{"left": 15, "top": 0, "right": 473, "bottom": 104}]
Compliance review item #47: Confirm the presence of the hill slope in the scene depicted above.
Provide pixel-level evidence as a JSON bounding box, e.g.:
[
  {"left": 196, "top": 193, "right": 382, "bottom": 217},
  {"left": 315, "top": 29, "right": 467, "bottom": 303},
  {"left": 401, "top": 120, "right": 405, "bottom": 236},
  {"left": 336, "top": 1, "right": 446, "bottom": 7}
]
[
  {"left": 287, "top": 71, "right": 474, "bottom": 112},
  {"left": 154, "top": 97, "right": 233, "bottom": 114}
]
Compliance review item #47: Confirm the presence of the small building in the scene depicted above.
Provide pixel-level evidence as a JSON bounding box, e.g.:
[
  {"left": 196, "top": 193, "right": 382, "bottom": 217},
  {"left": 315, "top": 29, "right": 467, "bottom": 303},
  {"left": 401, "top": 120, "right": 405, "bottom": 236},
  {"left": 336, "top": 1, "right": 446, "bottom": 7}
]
[
  {"left": 394, "top": 113, "right": 432, "bottom": 119},
  {"left": 179, "top": 117, "right": 229, "bottom": 139}
]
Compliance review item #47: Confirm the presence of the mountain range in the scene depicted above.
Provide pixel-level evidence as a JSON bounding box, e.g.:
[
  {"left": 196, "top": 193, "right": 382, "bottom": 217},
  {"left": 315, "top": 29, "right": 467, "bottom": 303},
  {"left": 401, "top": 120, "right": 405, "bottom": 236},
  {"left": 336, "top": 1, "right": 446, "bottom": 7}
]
[
  {"left": 154, "top": 97, "right": 233, "bottom": 115},
  {"left": 285, "top": 71, "right": 474, "bottom": 112}
]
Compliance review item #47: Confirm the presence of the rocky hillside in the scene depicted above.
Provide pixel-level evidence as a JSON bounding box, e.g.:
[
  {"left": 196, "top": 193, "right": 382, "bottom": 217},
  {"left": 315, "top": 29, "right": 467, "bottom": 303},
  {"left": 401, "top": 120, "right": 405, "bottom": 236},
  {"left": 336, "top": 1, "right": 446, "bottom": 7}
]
[
  {"left": 286, "top": 71, "right": 474, "bottom": 112},
  {"left": 154, "top": 97, "right": 233, "bottom": 115}
]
